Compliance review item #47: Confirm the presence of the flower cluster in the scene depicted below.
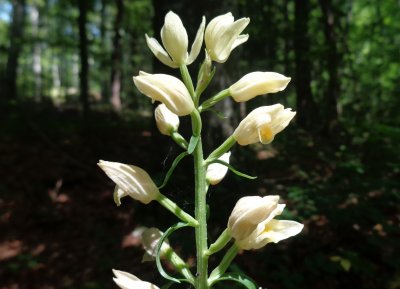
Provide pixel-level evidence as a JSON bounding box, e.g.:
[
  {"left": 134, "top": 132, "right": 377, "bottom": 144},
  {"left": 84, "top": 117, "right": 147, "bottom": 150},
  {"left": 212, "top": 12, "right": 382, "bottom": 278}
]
[{"left": 98, "top": 10, "right": 304, "bottom": 289}]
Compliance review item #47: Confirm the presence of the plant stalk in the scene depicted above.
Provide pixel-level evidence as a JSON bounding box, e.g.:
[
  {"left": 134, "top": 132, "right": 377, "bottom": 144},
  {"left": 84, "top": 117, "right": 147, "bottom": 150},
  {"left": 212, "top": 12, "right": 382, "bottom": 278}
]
[{"left": 193, "top": 134, "right": 209, "bottom": 289}]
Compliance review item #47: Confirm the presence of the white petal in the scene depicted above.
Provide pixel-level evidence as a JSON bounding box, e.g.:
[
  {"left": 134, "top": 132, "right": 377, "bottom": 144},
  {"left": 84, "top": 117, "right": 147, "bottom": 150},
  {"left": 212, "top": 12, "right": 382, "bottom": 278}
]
[
  {"left": 98, "top": 160, "right": 159, "bottom": 204},
  {"left": 187, "top": 16, "right": 206, "bottom": 64},
  {"left": 206, "top": 151, "right": 231, "bottom": 185},
  {"left": 161, "top": 11, "right": 188, "bottom": 64},
  {"left": 113, "top": 186, "right": 128, "bottom": 206},
  {"left": 145, "top": 34, "right": 178, "bottom": 68},
  {"left": 113, "top": 269, "right": 140, "bottom": 289},
  {"left": 133, "top": 73, "right": 194, "bottom": 116},
  {"left": 231, "top": 34, "right": 249, "bottom": 50},
  {"left": 113, "top": 269, "right": 141, "bottom": 281},
  {"left": 253, "top": 220, "right": 304, "bottom": 249},
  {"left": 228, "top": 195, "right": 280, "bottom": 240}
]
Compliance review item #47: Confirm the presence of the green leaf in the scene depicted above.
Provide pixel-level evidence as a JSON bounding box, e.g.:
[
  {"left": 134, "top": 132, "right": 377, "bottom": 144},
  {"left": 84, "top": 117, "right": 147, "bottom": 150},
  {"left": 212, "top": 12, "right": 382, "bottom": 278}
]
[
  {"left": 156, "top": 222, "right": 191, "bottom": 284},
  {"left": 160, "top": 281, "right": 174, "bottom": 289},
  {"left": 187, "top": 135, "right": 200, "bottom": 154},
  {"left": 212, "top": 272, "right": 258, "bottom": 289},
  {"left": 158, "top": 152, "right": 189, "bottom": 189},
  {"left": 210, "top": 159, "right": 257, "bottom": 180},
  {"left": 206, "top": 108, "right": 227, "bottom": 119}
]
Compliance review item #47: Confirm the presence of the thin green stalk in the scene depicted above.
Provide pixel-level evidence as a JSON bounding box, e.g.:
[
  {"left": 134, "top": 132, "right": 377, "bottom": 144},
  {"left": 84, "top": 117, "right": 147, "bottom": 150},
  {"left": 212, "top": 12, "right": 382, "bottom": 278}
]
[
  {"left": 171, "top": 132, "right": 188, "bottom": 150},
  {"left": 156, "top": 194, "right": 198, "bottom": 227},
  {"left": 193, "top": 136, "right": 209, "bottom": 289},
  {"left": 208, "top": 244, "right": 239, "bottom": 286},
  {"left": 199, "top": 89, "right": 230, "bottom": 112},
  {"left": 182, "top": 62, "right": 208, "bottom": 289},
  {"left": 180, "top": 65, "right": 195, "bottom": 99},
  {"left": 165, "top": 249, "right": 195, "bottom": 285},
  {"left": 206, "top": 135, "right": 236, "bottom": 162},
  {"left": 205, "top": 228, "right": 232, "bottom": 256}
]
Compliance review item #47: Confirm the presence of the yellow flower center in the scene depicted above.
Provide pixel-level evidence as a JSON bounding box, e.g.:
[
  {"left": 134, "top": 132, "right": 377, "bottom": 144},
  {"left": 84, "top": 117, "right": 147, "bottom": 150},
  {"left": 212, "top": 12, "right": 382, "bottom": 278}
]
[
  {"left": 263, "top": 221, "right": 274, "bottom": 233},
  {"left": 259, "top": 126, "right": 273, "bottom": 144}
]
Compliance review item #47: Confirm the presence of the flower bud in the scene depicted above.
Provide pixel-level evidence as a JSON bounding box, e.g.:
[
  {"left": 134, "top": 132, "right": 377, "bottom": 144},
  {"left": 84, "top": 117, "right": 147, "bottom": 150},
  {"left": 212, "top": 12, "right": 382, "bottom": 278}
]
[
  {"left": 233, "top": 104, "right": 296, "bottom": 146},
  {"left": 133, "top": 72, "right": 195, "bottom": 116},
  {"left": 228, "top": 196, "right": 303, "bottom": 250},
  {"left": 113, "top": 269, "right": 159, "bottom": 289},
  {"left": 229, "top": 72, "right": 291, "bottom": 102},
  {"left": 141, "top": 227, "right": 171, "bottom": 262},
  {"left": 196, "top": 50, "right": 214, "bottom": 95},
  {"left": 161, "top": 11, "right": 188, "bottom": 65},
  {"left": 206, "top": 152, "right": 231, "bottom": 185},
  {"left": 155, "top": 104, "right": 180, "bottom": 136},
  {"left": 146, "top": 11, "right": 205, "bottom": 68},
  {"left": 205, "top": 12, "right": 250, "bottom": 63},
  {"left": 98, "top": 160, "right": 160, "bottom": 205}
]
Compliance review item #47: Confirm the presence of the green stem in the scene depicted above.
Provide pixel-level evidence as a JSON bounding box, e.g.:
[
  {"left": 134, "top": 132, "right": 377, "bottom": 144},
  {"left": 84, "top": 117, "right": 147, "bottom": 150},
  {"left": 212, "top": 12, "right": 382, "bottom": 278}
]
[
  {"left": 193, "top": 129, "right": 209, "bottom": 289},
  {"left": 165, "top": 248, "right": 196, "bottom": 285},
  {"left": 208, "top": 244, "right": 239, "bottom": 286},
  {"left": 205, "top": 228, "right": 232, "bottom": 256},
  {"left": 171, "top": 132, "right": 188, "bottom": 150},
  {"left": 199, "top": 89, "right": 230, "bottom": 112},
  {"left": 180, "top": 64, "right": 195, "bottom": 99},
  {"left": 156, "top": 194, "right": 198, "bottom": 227},
  {"left": 206, "top": 135, "right": 236, "bottom": 162}
]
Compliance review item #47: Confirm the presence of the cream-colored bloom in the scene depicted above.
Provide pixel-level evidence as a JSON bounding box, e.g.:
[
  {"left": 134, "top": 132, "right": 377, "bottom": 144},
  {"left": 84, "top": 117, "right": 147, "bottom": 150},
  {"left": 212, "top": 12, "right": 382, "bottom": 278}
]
[
  {"left": 229, "top": 72, "right": 291, "bottom": 102},
  {"left": 155, "top": 104, "right": 179, "bottom": 136},
  {"left": 206, "top": 152, "right": 231, "bottom": 185},
  {"left": 233, "top": 104, "right": 296, "bottom": 146},
  {"left": 133, "top": 72, "right": 194, "bottom": 116},
  {"left": 205, "top": 12, "right": 250, "bottom": 63},
  {"left": 228, "top": 196, "right": 281, "bottom": 241},
  {"left": 113, "top": 269, "right": 159, "bottom": 289},
  {"left": 146, "top": 11, "right": 205, "bottom": 68},
  {"left": 141, "top": 227, "right": 170, "bottom": 262},
  {"left": 228, "top": 196, "right": 303, "bottom": 250},
  {"left": 98, "top": 160, "right": 160, "bottom": 205}
]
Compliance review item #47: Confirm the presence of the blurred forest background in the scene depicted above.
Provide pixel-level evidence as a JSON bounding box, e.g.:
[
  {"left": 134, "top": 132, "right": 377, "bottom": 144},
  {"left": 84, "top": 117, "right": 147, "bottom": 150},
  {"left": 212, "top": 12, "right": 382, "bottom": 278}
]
[{"left": 0, "top": 0, "right": 399, "bottom": 289}]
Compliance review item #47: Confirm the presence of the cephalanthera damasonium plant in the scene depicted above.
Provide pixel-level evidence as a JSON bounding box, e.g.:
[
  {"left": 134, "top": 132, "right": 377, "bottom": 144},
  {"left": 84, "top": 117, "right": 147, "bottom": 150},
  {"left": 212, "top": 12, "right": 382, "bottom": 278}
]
[{"left": 98, "top": 11, "right": 304, "bottom": 289}]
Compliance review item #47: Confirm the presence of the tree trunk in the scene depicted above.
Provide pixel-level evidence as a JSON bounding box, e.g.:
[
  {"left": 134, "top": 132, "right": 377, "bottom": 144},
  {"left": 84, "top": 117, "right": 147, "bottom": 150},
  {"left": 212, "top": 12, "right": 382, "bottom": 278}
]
[
  {"left": 110, "top": 0, "right": 124, "bottom": 111},
  {"left": 2, "top": 0, "right": 26, "bottom": 100},
  {"left": 99, "top": 0, "right": 108, "bottom": 102},
  {"left": 319, "top": 0, "right": 340, "bottom": 134},
  {"left": 282, "top": 0, "right": 291, "bottom": 74},
  {"left": 78, "top": 0, "right": 90, "bottom": 117},
  {"left": 30, "top": 4, "right": 42, "bottom": 101},
  {"left": 294, "top": 0, "right": 319, "bottom": 131}
]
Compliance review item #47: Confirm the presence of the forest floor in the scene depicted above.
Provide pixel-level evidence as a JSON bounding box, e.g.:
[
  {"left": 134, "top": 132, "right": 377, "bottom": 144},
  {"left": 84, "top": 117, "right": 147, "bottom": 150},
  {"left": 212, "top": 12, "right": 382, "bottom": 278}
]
[{"left": 0, "top": 105, "right": 399, "bottom": 289}]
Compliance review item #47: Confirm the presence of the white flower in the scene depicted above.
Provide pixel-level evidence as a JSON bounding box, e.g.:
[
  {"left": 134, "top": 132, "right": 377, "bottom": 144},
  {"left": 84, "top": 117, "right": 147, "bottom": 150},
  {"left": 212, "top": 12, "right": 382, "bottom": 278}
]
[
  {"left": 98, "top": 160, "right": 160, "bottom": 205},
  {"left": 113, "top": 269, "right": 159, "bottom": 289},
  {"left": 133, "top": 72, "right": 194, "bottom": 116},
  {"left": 228, "top": 196, "right": 281, "bottom": 241},
  {"left": 233, "top": 104, "right": 296, "bottom": 146},
  {"left": 228, "top": 196, "right": 304, "bottom": 250},
  {"left": 146, "top": 11, "right": 205, "bottom": 68},
  {"left": 141, "top": 227, "right": 171, "bottom": 262},
  {"left": 229, "top": 72, "right": 291, "bottom": 102},
  {"left": 155, "top": 104, "right": 180, "bottom": 136},
  {"left": 206, "top": 152, "right": 231, "bottom": 185},
  {"left": 205, "top": 12, "right": 250, "bottom": 63}
]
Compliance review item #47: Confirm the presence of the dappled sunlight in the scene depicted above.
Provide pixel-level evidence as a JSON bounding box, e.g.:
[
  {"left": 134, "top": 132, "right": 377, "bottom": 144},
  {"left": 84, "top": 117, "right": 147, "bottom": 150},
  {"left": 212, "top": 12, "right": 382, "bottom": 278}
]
[
  {"left": 0, "top": 240, "right": 23, "bottom": 261},
  {"left": 256, "top": 148, "right": 278, "bottom": 160}
]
